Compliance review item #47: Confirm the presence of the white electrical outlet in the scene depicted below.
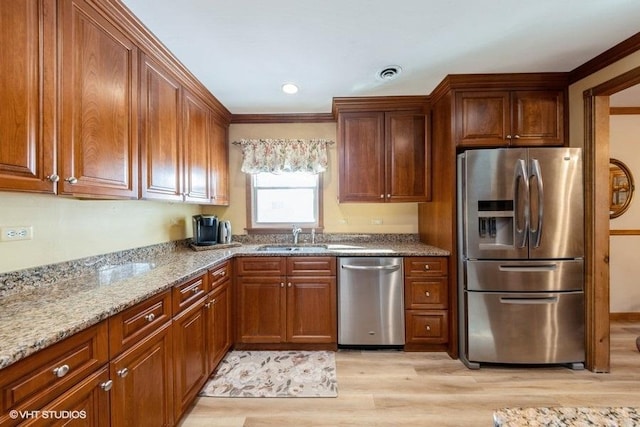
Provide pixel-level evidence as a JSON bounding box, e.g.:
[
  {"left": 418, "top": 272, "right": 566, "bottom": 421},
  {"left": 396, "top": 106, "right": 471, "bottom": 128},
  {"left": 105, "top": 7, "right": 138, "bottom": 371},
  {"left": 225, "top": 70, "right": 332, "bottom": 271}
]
[{"left": 1, "top": 226, "right": 33, "bottom": 242}]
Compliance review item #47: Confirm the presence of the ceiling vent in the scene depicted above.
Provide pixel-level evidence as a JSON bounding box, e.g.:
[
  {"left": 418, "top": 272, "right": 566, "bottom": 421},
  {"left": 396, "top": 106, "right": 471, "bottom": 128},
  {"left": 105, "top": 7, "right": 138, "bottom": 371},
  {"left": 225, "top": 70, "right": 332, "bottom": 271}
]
[{"left": 377, "top": 65, "right": 402, "bottom": 81}]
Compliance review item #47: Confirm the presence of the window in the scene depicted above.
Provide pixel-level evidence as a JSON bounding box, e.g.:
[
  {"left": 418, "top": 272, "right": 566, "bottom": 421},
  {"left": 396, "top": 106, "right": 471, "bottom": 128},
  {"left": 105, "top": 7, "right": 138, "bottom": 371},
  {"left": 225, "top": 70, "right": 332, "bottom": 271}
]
[{"left": 248, "top": 172, "right": 322, "bottom": 231}]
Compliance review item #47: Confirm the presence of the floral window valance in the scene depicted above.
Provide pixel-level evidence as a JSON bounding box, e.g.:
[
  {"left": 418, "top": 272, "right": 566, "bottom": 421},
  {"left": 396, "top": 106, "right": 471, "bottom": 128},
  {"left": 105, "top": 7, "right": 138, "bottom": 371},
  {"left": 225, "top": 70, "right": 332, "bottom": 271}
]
[{"left": 235, "top": 139, "right": 332, "bottom": 174}]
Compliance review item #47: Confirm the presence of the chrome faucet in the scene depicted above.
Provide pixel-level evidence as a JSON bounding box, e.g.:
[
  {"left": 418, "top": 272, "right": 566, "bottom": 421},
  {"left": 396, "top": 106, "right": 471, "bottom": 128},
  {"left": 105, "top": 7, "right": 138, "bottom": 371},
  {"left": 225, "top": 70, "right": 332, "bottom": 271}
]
[{"left": 292, "top": 225, "right": 302, "bottom": 244}]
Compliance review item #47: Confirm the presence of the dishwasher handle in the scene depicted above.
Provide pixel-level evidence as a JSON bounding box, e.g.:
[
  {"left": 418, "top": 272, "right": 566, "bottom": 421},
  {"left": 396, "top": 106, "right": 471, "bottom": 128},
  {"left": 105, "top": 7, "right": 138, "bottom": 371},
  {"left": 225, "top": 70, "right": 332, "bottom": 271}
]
[{"left": 341, "top": 264, "right": 401, "bottom": 271}]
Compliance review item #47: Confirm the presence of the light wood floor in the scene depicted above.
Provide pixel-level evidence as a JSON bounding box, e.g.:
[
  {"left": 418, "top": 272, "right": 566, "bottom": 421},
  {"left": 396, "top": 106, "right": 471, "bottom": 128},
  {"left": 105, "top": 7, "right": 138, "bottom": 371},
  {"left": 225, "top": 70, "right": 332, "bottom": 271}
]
[{"left": 178, "top": 320, "right": 640, "bottom": 426}]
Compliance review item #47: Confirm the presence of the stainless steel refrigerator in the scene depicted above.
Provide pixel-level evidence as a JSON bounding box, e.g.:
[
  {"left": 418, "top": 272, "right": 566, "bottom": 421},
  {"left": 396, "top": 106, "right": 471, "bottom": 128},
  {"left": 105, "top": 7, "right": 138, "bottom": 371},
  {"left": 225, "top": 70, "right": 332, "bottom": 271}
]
[{"left": 457, "top": 148, "right": 585, "bottom": 369}]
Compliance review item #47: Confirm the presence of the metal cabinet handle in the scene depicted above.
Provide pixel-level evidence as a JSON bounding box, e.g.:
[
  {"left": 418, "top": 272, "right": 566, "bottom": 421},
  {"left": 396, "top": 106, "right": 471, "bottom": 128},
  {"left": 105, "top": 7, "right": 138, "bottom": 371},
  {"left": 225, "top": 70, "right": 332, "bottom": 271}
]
[
  {"left": 145, "top": 313, "right": 155, "bottom": 322},
  {"left": 211, "top": 298, "right": 216, "bottom": 304},
  {"left": 425, "top": 291, "right": 430, "bottom": 297},
  {"left": 191, "top": 287, "right": 200, "bottom": 293},
  {"left": 506, "top": 134, "right": 512, "bottom": 139},
  {"left": 387, "top": 194, "right": 391, "bottom": 198},
  {"left": 379, "top": 194, "right": 384, "bottom": 198},
  {"left": 53, "top": 364, "right": 70, "bottom": 378},
  {"left": 117, "top": 368, "right": 129, "bottom": 378},
  {"left": 100, "top": 380, "right": 113, "bottom": 391},
  {"left": 65, "top": 177, "right": 78, "bottom": 184},
  {"left": 47, "top": 174, "right": 60, "bottom": 183},
  {"left": 287, "top": 282, "right": 292, "bottom": 287},
  {"left": 425, "top": 325, "right": 431, "bottom": 331},
  {"left": 513, "top": 134, "right": 520, "bottom": 139},
  {"left": 280, "top": 283, "right": 284, "bottom": 288},
  {"left": 424, "top": 265, "right": 430, "bottom": 270}
]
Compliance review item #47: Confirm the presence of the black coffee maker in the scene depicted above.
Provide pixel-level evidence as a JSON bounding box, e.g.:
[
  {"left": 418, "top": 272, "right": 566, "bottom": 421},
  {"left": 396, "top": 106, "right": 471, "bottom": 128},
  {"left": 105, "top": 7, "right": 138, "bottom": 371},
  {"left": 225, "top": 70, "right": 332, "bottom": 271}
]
[{"left": 192, "top": 215, "right": 218, "bottom": 246}]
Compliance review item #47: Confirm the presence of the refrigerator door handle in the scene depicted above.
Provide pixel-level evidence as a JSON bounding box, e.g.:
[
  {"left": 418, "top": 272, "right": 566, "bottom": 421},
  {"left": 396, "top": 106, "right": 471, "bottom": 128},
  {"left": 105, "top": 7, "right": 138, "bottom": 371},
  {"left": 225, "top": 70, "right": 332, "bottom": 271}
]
[
  {"left": 498, "top": 264, "right": 558, "bottom": 272},
  {"left": 499, "top": 296, "right": 559, "bottom": 304},
  {"left": 529, "top": 158, "right": 544, "bottom": 248},
  {"left": 514, "top": 159, "right": 529, "bottom": 248}
]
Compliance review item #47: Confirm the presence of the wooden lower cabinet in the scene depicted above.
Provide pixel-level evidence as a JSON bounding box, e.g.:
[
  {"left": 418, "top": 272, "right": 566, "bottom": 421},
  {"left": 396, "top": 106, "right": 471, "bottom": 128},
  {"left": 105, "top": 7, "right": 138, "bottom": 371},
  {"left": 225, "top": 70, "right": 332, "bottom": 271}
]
[
  {"left": 404, "top": 256, "right": 450, "bottom": 351},
  {"left": 235, "top": 257, "right": 337, "bottom": 348},
  {"left": 205, "top": 280, "right": 233, "bottom": 371},
  {"left": 172, "top": 296, "right": 208, "bottom": 421}
]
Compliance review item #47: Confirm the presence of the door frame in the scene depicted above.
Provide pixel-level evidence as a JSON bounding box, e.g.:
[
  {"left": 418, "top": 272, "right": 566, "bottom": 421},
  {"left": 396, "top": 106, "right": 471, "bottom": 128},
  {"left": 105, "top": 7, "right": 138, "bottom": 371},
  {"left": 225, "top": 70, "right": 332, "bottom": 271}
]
[{"left": 583, "top": 66, "right": 640, "bottom": 372}]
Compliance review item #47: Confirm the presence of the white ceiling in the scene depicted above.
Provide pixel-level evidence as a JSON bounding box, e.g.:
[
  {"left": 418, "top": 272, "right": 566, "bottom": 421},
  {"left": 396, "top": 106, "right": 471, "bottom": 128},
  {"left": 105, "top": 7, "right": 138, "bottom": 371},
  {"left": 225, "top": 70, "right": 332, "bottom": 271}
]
[{"left": 121, "top": 0, "right": 640, "bottom": 114}]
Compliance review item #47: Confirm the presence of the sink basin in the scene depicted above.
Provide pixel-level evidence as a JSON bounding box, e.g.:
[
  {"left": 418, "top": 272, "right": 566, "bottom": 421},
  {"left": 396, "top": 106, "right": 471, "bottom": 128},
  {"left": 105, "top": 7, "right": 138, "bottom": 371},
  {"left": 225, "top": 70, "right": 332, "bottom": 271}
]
[
  {"left": 97, "top": 262, "right": 156, "bottom": 285},
  {"left": 256, "top": 244, "right": 328, "bottom": 253}
]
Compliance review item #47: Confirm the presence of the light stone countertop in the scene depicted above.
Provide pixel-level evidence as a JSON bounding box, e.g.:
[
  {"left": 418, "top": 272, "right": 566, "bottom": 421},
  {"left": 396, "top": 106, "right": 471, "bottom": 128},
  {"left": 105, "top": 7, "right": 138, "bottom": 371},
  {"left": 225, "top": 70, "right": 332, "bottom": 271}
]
[
  {"left": 0, "top": 242, "right": 449, "bottom": 370},
  {"left": 493, "top": 406, "right": 640, "bottom": 426}
]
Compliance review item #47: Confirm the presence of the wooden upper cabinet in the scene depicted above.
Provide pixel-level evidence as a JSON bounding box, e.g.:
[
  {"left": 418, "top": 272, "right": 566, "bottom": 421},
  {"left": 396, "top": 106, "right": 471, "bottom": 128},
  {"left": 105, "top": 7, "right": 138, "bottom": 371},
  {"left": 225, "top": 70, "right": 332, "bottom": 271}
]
[
  {"left": 455, "top": 89, "right": 565, "bottom": 148},
  {"left": 209, "top": 116, "right": 230, "bottom": 205},
  {"left": 58, "top": 0, "right": 139, "bottom": 198},
  {"left": 0, "top": 0, "right": 57, "bottom": 194},
  {"left": 140, "top": 54, "right": 183, "bottom": 202},
  {"left": 338, "top": 112, "right": 386, "bottom": 202},
  {"left": 335, "top": 97, "right": 430, "bottom": 203},
  {"left": 182, "top": 90, "right": 211, "bottom": 203}
]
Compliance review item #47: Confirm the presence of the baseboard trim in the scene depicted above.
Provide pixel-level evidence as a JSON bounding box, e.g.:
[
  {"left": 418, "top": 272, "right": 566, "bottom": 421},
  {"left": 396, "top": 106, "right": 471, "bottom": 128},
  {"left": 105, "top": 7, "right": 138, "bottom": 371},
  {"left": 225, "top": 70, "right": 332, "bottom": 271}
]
[{"left": 610, "top": 312, "right": 640, "bottom": 321}]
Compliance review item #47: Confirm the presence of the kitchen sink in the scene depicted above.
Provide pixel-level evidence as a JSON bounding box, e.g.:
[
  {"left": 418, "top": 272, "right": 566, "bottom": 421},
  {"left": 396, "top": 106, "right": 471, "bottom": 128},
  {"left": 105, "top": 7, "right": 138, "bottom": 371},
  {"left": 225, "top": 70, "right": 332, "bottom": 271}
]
[{"left": 256, "top": 244, "right": 328, "bottom": 253}]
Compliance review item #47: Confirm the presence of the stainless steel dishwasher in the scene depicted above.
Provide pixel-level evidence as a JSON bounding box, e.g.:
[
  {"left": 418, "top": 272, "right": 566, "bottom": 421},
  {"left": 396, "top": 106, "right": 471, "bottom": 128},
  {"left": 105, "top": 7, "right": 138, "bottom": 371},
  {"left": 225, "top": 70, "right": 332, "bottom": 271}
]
[{"left": 338, "top": 257, "right": 405, "bottom": 346}]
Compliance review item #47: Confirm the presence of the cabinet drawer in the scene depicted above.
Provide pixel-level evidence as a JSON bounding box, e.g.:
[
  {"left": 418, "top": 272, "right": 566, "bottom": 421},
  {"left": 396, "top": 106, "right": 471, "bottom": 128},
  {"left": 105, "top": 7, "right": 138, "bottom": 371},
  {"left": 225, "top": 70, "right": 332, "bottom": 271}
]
[
  {"left": 287, "top": 256, "right": 336, "bottom": 276},
  {"left": 209, "top": 260, "right": 231, "bottom": 289},
  {"left": 405, "top": 277, "right": 448, "bottom": 309},
  {"left": 173, "top": 274, "right": 208, "bottom": 314},
  {"left": 404, "top": 257, "right": 448, "bottom": 277},
  {"left": 0, "top": 321, "right": 108, "bottom": 415},
  {"left": 405, "top": 310, "right": 448, "bottom": 344},
  {"left": 235, "top": 257, "right": 286, "bottom": 276},
  {"left": 109, "top": 290, "right": 172, "bottom": 357}
]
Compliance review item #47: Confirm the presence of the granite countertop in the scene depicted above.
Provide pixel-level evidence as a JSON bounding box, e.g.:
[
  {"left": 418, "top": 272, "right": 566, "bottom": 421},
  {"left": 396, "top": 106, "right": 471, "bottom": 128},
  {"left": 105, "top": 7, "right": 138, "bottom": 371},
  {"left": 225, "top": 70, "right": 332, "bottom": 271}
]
[
  {"left": 493, "top": 407, "right": 640, "bottom": 426},
  {"left": 0, "top": 241, "right": 448, "bottom": 370}
]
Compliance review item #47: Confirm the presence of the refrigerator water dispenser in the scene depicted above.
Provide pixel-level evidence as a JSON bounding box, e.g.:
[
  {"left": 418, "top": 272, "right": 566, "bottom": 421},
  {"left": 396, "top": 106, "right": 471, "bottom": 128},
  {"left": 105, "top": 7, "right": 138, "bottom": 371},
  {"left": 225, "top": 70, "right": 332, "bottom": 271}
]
[{"left": 477, "top": 200, "right": 514, "bottom": 249}]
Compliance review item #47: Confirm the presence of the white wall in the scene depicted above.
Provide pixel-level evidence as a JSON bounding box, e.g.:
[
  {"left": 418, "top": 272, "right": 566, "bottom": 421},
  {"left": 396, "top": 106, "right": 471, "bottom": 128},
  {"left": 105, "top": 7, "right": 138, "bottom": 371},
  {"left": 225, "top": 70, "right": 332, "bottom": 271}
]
[{"left": 609, "top": 114, "right": 640, "bottom": 313}]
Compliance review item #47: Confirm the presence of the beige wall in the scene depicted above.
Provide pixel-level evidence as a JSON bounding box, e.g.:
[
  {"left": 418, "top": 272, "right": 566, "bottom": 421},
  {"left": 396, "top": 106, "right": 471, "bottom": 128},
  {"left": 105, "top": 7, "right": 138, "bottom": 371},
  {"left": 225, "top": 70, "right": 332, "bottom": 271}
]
[
  {"left": 203, "top": 123, "right": 419, "bottom": 234},
  {"left": 568, "top": 51, "right": 640, "bottom": 314},
  {"left": 609, "top": 114, "right": 640, "bottom": 312},
  {"left": 0, "top": 191, "right": 200, "bottom": 274}
]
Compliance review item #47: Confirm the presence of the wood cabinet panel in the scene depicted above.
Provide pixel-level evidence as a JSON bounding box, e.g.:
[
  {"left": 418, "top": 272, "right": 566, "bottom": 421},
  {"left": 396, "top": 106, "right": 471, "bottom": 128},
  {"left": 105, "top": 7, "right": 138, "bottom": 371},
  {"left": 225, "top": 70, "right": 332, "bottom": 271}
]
[
  {"left": 286, "top": 277, "right": 336, "bottom": 343},
  {"left": 405, "top": 277, "right": 448, "bottom": 309},
  {"left": 209, "top": 261, "right": 231, "bottom": 290},
  {"left": 286, "top": 256, "right": 336, "bottom": 276},
  {"left": 173, "top": 274, "right": 208, "bottom": 315},
  {"left": 511, "top": 90, "right": 564, "bottom": 146},
  {"left": 236, "top": 276, "right": 286, "bottom": 343},
  {"left": 210, "top": 117, "right": 230, "bottom": 205},
  {"left": 235, "top": 257, "right": 286, "bottom": 276},
  {"left": 405, "top": 310, "right": 449, "bottom": 344},
  {"left": 110, "top": 323, "right": 173, "bottom": 427},
  {"left": 386, "top": 112, "right": 430, "bottom": 202},
  {"left": 0, "top": 321, "right": 108, "bottom": 422},
  {"left": 404, "top": 257, "right": 449, "bottom": 277},
  {"left": 108, "top": 290, "right": 172, "bottom": 357},
  {"left": 182, "top": 90, "right": 210, "bottom": 203},
  {"left": 338, "top": 112, "right": 385, "bottom": 202},
  {"left": 22, "top": 366, "right": 111, "bottom": 427},
  {"left": 173, "top": 298, "right": 208, "bottom": 420},
  {"left": 455, "top": 91, "right": 510, "bottom": 148},
  {"left": 59, "top": 0, "right": 139, "bottom": 198},
  {"left": 0, "top": 0, "right": 56, "bottom": 194},
  {"left": 205, "top": 281, "right": 232, "bottom": 372},
  {"left": 140, "top": 54, "right": 183, "bottom": 201}
]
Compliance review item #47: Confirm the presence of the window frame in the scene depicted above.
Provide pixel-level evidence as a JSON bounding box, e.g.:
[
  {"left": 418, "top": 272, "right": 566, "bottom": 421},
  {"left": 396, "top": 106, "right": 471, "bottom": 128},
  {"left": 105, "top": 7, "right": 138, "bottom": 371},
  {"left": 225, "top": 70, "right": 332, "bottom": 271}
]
[{"left": 245, "top": 172, "right": 324, "bottom": 234}]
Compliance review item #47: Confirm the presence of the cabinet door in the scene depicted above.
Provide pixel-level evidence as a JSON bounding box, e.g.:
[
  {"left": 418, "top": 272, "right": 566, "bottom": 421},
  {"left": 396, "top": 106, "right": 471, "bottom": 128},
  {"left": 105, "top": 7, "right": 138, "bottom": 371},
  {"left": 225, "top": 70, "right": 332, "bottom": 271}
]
[
  {"left": 510, "top": 90, "right": 564, "bottom": 146},
  {"left": 206, "top": 281, "right": 231, "bottom": 372},
  {"left": 23, "top": 367, "right": 111, "bottom": 427},
  {"left": 59, "top": 0, "right": 139, "bottom": 198},
  {"left": 236, "top": 276, "right": 286, "bottom": 343},
  {"left": 338, "top": 112, "right": 385, "bottom": 202},
  {"left": 110, "top": 324, "right": 174, "bottom": 427},
  {"left": 386, "top": 112, "right": 430, "bottom": 202},
  {"left": 455, "top": 91, "right": 510, "bottom": 148},
  {"left": 0, "top": 0, "right": 56, "bottom": 194},
  {"left": 173, "top": 299, "right": 208, "bottom": 420},
  {"left": 182, "top": 90, "right": 210, "bottom": 203},
  {"left": 140, "top": 54, "right": 183, "bottom": 201},
  {"left": 286, "top": 276, "right": 337, "bottom": 343},
  {"left": 209, "top": 116, "right": 230, "bottom": 205}
]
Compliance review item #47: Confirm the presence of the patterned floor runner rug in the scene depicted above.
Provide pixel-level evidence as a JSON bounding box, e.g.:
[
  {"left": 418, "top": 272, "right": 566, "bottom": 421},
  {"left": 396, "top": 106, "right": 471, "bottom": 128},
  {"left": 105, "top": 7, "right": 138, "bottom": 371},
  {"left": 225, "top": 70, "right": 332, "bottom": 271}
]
[{"left": 199, "top": 350, "right": 338, "bottom": 398}]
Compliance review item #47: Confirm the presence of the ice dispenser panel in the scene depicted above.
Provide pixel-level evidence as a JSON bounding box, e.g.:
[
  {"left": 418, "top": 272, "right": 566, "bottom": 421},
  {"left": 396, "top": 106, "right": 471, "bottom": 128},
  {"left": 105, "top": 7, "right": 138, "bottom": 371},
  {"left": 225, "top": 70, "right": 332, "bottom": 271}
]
[{"left": 477, "top": 200, "right": 514, "bottom": 249}]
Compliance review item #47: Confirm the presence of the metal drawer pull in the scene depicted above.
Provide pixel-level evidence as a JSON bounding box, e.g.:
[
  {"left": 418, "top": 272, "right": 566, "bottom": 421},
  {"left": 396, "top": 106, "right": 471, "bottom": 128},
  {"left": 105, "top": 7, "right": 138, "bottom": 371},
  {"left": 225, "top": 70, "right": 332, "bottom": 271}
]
[
  {"left": 53, "top": 364, "right": 70, "bottom": 378},
  {"left": 424, "top": 265, "right": 430, "bottom": 270},
  {"left": 100, "top": 380, "right": 113, "bottom": 391},
  {"left": 191, "top": 287, "right": 200, "bottom": 293},
  {"left": 341, "top": 264, "right": 401, "bottom": 271},
  {"left": 145, "top": 313, "right": 155, "bottom": 322},
  {"left": 425, "top": 291, "right": 430, "bottom": 297},
  {"left": 425, "top": 325, "right": 431, "bottom": 331},
  {"left": 117, "top": 368, "right": 129, "bottom": 378}
]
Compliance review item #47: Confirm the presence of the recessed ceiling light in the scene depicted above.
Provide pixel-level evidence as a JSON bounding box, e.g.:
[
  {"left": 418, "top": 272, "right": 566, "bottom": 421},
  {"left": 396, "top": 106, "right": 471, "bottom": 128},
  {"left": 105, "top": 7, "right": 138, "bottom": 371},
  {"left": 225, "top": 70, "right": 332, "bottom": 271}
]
[
  {"left": 377, "top": 65, "right": 402, "bottom": 81},
  {"left": 282, "top": 83, "right": 299, "bottom": 94}
]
